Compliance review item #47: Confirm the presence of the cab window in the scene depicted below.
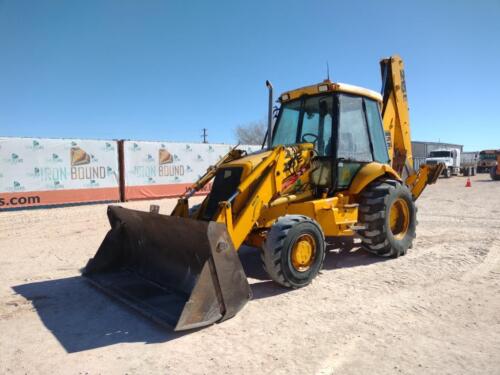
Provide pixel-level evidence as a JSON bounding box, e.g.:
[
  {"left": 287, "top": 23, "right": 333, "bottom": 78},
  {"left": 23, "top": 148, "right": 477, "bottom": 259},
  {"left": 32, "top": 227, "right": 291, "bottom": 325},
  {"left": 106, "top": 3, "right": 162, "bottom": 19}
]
[
  {"left": 337, "top": 95, "right": 373, "bottom": 162},
  {"left": 364, "top": 98, "right": 389, "bottom": 164},
  {"left": 337, "top": 95, "right": 373, "bottom": 189},
  {"left": 272, "top": 95, "right": 333, "bottom": 157},
  {"left": 299, "top": 96, "right": 333, "bottom": 156},
  {"left": 272, "top": 100, "right": 301, "bottom": 146}
]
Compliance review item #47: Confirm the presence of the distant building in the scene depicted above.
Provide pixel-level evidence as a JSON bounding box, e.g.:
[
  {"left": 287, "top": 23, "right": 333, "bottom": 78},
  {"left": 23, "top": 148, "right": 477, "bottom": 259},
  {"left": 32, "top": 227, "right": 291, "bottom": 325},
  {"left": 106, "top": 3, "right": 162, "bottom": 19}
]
[{"left": 411, "top": 141, "right": 463, "bottom": 169}]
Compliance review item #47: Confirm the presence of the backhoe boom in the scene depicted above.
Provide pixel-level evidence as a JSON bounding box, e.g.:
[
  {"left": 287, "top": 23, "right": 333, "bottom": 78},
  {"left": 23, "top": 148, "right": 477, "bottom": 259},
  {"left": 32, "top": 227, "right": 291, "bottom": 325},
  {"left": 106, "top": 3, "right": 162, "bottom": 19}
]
[{"left": 381, "top": 55, "right": 443, "bottom": 199}]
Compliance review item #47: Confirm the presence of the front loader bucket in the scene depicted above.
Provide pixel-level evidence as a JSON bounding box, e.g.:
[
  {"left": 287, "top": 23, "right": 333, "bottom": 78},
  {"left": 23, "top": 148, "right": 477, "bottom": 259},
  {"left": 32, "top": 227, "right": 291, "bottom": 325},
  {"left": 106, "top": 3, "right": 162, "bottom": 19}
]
[{"left": 82, "top": 206, "right": 251, "bottom": 331}]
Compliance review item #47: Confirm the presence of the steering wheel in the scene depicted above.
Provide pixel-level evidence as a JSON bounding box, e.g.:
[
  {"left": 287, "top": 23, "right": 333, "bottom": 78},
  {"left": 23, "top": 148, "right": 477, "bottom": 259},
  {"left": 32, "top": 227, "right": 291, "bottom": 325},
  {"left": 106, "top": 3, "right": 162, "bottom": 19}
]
[{"left": 301, "top": 133, "right": 318, "bottom": 144}]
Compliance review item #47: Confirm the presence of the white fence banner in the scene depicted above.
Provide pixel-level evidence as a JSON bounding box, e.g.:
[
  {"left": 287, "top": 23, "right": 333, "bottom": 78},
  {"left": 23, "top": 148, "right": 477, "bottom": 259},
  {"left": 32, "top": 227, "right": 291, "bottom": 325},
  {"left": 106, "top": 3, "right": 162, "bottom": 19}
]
[
  {"left": 0, "top": 137, "right": 120, "bottom": 209},
  {"left": 123, "top": 141, "right": 261, "bottom": 200}
]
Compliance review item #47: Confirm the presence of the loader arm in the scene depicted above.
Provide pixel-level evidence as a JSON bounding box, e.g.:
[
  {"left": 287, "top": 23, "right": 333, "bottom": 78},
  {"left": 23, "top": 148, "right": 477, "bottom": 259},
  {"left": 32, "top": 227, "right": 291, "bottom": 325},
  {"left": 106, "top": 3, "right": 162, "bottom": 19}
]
[
  {"left": 380, "top": 55, "right": 444, "bottom": 199},
  {"left": 172, "top": 144, "right": 313, "bottom": 251},
  {"left": 171, "top": 146, "right": 245, "bottom": 217},
  {"left": 214, "top": 146, "right": 287, "bottom": 249}
]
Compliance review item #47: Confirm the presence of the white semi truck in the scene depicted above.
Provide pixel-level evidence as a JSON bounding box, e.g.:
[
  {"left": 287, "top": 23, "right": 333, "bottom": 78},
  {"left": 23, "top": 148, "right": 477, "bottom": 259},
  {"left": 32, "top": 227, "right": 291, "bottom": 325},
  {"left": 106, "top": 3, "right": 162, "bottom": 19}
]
[{"left": 425, "top": 148, "right": 478, "bottom": 178}]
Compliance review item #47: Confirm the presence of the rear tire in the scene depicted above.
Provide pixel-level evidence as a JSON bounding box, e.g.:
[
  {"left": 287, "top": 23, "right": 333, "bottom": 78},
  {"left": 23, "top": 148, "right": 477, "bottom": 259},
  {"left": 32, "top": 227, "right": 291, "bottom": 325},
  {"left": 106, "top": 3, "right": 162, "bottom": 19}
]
[
  {"left": 262, "top": 215, "right": 326, "bottom": 288},
  {"left": 471, "top": 167, "right": 476, "bottom": 176},
  {"left": 356, "top": 179, "right": 416, "bottom": 258}
]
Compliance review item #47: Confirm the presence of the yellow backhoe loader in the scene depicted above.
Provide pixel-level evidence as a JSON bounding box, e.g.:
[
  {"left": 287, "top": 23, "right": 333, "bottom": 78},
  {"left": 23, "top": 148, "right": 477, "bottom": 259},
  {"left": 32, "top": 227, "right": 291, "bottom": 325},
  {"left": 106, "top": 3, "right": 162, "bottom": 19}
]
[{"left": 83, "top": 55, "right": 444, "bottom": 331}]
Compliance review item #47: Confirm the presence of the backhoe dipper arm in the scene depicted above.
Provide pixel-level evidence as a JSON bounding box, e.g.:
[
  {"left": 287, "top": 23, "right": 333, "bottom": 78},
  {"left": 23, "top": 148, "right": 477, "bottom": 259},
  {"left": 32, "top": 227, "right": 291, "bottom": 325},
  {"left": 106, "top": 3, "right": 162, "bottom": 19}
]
[
  {"left": 381, "top": 55, "right": 444, "bottom": 200},
  {"left": 380, "top": 55, "right": 413, "bottom": 178}
]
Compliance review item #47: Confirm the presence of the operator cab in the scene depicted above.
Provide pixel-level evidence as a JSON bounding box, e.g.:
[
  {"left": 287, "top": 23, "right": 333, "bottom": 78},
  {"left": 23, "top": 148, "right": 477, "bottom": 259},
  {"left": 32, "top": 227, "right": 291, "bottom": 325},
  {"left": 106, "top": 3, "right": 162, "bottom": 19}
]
[{"left": 271, "top": 81, "right": 389, "bottom": 191}]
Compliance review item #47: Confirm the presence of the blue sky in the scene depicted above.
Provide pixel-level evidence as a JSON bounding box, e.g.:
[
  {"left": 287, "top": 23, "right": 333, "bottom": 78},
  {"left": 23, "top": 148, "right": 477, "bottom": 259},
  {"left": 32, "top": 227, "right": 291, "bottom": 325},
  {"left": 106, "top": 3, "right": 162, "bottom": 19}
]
[{"left": 1, "top": 0, "right": 499, "bottom": 150}]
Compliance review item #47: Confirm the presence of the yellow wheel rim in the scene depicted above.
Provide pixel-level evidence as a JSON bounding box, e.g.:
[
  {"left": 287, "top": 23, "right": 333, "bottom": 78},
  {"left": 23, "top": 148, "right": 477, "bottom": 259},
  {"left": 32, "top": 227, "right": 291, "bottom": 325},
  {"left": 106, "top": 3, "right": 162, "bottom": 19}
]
[
  {"left": 389, "top": 198, "right": 410, "bottom": 240},
  {"left": 291, "top": 234, "right": 316, "bottom": 272}
]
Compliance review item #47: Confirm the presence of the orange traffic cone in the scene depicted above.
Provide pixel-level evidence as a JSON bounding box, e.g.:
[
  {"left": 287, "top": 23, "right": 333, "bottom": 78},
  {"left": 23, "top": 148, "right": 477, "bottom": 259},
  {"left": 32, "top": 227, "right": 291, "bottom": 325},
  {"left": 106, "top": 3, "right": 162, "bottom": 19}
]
[{"left": 465, "top": 178, "right": 471, "bottom": 187}]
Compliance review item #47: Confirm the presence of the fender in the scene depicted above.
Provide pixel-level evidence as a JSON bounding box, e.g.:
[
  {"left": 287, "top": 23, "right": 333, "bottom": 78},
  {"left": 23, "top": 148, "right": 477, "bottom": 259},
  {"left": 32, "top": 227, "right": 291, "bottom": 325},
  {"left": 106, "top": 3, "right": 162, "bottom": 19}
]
[{"left": 348, "top": 162, "right": 401, "bottom": 195}]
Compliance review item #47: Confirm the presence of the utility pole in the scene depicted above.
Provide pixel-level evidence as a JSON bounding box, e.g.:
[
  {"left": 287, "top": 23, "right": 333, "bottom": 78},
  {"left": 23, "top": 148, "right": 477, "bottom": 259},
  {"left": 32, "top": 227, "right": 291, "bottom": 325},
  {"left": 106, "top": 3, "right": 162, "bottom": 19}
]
[{"left": 201, "top": 128, "right": 208, "bottom": 143}]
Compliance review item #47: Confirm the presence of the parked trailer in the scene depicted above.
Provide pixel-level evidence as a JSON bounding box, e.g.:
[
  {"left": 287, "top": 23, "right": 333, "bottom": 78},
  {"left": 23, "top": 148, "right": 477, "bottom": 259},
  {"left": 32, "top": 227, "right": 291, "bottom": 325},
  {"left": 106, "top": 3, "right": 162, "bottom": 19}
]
[
  {"left": 461, "top": 152, "right": 479, "bottom": 176},
  {"left": 425, "top": 148, "right": 477, "bottom": 178}
]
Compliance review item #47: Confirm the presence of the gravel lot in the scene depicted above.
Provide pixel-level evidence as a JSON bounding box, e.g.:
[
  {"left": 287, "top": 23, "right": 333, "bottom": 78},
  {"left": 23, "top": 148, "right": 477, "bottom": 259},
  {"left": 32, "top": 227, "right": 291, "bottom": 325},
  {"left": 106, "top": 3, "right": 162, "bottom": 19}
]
[{"left": 1, "top": 175, "right": 499, "bottom": 375}]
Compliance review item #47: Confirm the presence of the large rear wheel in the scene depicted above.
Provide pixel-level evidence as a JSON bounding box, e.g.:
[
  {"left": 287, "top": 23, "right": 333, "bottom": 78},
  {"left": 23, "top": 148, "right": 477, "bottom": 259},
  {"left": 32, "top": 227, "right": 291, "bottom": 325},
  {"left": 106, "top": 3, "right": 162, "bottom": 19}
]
[
  {"left": 357, "top": 179, "right": 416, "bottom": 257},
  {"left": 262, "top": 215, "right": 326, "bottom": 288}
]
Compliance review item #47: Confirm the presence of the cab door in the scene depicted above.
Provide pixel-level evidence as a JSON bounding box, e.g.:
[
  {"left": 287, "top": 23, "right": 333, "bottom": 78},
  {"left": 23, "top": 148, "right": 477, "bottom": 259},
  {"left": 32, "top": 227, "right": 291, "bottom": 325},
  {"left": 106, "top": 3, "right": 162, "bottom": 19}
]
[{"left": 336, "top": 94, "right": 389, "bottom": 189}]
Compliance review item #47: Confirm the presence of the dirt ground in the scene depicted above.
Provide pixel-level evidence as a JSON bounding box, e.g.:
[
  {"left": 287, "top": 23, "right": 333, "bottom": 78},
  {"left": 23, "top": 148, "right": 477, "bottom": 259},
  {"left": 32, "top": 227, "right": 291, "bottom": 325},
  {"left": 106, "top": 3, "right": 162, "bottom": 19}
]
[{"left": 1, "top": 175, "right": 499, "bottom": 375}]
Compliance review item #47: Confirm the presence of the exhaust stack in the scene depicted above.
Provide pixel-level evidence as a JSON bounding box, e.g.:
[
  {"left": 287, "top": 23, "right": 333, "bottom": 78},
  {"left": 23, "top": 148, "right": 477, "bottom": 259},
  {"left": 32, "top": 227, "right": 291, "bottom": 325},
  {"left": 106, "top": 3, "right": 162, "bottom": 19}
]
[{"left": 266, "top": 80, "right": 273, "bottom": 149}]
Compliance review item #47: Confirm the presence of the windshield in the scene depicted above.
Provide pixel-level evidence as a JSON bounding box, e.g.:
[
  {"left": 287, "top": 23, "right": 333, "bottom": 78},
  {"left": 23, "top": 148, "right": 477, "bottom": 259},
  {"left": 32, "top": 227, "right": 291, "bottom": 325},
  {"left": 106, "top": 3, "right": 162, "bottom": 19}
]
[
  {"left": 429, "top": 151, "right": 452, "bottom": 158},
  {"left": 480, "top": 153, "right": 496, "bottom": 160},
  {"left": 272, "top": 95, "right": 333, "bottom": 156}
]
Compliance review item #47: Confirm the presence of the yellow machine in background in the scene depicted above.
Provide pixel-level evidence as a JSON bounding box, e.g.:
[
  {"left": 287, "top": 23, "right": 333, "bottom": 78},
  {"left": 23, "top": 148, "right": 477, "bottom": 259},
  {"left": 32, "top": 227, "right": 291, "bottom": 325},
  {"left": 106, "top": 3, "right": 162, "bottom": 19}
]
[
  {"left": 489, "top": 150, "right": 500, "bottom": 180},
  {"left": 83, "top": 55, "right": 443, "bottom": 331},
  {"left": 478, "top": 149, "right": 498, "bottom": 173}
]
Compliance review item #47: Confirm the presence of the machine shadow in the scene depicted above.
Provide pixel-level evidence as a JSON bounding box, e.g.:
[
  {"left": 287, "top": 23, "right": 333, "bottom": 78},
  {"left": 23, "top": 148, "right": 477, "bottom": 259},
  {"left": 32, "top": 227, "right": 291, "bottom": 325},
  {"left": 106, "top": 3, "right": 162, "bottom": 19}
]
[
  {"left": 238, "top": 242, "right": 387, "bottom": 301},
  {"left": 12, "top": 277, "right": 190, "bottom": 353},
  {"left": 322, "top": 244, "right": 388, "bottom": 270},
  {"left": 12, "top": 245, "right": 387, "bottom": 353}
]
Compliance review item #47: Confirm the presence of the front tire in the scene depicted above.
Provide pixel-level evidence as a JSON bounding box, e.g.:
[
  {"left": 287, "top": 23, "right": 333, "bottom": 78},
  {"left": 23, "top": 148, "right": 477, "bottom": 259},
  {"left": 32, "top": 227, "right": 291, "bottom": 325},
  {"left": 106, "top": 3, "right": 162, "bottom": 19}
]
[
  {"left": 262, "top": 215, "right": 326, "bottom": 288},
  {"left": 357, "top": 179, "right": 416, "bottom": 258},
  {"left": 444, "top": 168, "right": 451, "bottom": 178}
]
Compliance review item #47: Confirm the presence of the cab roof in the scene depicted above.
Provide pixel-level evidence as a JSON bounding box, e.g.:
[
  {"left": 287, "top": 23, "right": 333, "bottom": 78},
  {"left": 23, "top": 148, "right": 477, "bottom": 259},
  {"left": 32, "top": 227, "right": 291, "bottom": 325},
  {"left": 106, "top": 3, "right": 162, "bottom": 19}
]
[{"left": 279, "top": 80, "right": 382, "bottom": 103}]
